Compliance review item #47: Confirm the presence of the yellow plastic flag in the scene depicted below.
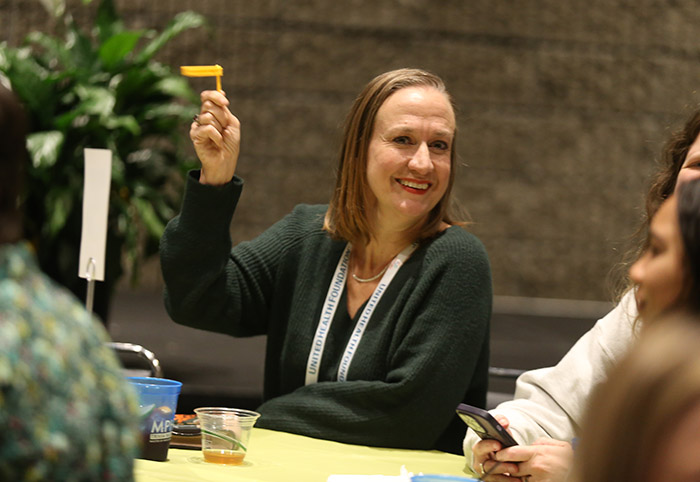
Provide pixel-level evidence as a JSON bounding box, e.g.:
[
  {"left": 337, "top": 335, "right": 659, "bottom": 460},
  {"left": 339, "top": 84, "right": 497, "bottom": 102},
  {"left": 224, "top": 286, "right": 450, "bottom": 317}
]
[{"left": 180, "top": 64, "right": 224, "bottom": 92}]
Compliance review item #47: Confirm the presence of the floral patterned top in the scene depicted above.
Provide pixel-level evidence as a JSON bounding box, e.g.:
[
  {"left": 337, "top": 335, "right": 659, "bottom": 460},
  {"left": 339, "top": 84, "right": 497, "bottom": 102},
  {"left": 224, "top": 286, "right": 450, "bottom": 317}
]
[{"left": 0, "top": 242, "right": 139, "bottom": 481}]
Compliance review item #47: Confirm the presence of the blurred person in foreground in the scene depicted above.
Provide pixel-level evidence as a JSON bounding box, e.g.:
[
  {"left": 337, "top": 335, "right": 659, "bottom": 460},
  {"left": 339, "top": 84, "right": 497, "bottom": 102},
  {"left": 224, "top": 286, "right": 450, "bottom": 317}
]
[
  {"left": 571, "top": 313, "right": 700, "bottom": 482},
  {"left": 160, "top": 68, "right": 492, "bottom": 453},
  {"left": 0, "top": 82, "right": 140, "bottom": 480},
  {"left": 467, "top": 110, "right": 700, "bottom": 480}
]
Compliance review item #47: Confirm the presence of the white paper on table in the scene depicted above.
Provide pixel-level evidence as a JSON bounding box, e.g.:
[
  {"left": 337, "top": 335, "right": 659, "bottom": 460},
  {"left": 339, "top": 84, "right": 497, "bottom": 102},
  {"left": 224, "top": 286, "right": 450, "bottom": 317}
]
[
  {"left": 78, "top": 148, "right": 112, "bottom": 281},
  {"left": 326, "top": 477, "right": 409, "bottom": 481},
  {"left": 327, "top": 466, "right": 414, "bottom": 481}
]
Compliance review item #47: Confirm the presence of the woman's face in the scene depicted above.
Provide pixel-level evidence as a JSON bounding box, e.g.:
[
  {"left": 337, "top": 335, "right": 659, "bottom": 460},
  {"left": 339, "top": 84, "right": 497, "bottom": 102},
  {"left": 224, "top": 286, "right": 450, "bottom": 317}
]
[
  {"left": 675, "top": 132, "right": 700, "bottom": 194},
  {"left": 365, "top": 86, "right": 455, "bottom": 231},
  {"left": 630, "top": 196, "right": 686, "bottom": 321}
]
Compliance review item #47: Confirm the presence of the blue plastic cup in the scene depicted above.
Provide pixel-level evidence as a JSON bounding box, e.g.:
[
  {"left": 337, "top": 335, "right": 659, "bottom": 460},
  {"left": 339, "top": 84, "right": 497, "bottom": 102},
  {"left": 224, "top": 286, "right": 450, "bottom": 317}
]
[{"left": 128, "top": 377, "right": 182, "bottom": 461}]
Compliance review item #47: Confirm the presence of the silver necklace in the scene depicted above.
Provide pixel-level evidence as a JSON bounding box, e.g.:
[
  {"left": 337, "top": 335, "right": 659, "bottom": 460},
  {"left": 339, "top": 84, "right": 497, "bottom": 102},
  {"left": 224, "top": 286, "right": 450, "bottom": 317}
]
[{"left": 352, "top": 263, "right": 390, "bottom": 283}]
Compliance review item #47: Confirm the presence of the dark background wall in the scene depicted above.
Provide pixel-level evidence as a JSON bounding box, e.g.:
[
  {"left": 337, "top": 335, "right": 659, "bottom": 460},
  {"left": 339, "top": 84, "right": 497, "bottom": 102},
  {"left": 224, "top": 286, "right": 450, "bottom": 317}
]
[{"left": 4, "top": 0, "right": 700, "bottom": 302}]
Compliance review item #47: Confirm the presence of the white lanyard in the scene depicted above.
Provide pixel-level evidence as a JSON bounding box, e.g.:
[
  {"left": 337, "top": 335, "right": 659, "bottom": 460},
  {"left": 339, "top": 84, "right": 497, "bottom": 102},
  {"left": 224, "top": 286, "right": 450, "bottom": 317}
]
[{"left": 304, "top": 242, "right": 417, "bottom": 385}]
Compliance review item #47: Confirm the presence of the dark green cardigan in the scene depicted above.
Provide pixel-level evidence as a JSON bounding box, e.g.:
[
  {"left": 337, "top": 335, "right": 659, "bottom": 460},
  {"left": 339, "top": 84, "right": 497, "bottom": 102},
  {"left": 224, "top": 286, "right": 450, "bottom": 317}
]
[{"left": 160, "top": 173, "right": 492, "bottom": 454}]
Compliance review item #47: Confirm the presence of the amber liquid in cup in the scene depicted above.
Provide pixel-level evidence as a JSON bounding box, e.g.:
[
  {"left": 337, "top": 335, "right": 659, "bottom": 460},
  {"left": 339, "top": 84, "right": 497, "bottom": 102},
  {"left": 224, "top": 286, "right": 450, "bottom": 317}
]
[
  {"left": 195, "top": 407, "right": 260, "bottom": 466},
  {"left": 202, "top": 449, "right": 246, "bottom": 465}
]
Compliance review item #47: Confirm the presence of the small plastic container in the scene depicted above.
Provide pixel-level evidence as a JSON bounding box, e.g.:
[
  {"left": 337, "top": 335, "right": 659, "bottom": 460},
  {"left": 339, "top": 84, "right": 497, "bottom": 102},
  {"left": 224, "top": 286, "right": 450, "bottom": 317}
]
[{"left": 171, "top": 421, "right": 202, "bottom": 449}]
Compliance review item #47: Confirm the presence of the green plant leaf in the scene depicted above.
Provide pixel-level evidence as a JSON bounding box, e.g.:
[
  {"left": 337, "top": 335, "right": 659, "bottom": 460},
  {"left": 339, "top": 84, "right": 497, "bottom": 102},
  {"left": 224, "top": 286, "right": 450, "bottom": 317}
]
[
  {"left": 95, "top": 0, "right": 122, "bottom": 41},
  {"left": 103, "top": 114, "right": 140, "bottom": 136},
  {"left": 64, "top": 16, "right": 99, "bottom": 72},
  {"left": 153, "top": 76, "right": 199, "bottom": 103},
  {"left": 141, "top": 102, "right": 195, "bottom": 121},
  {"left": 99, "top": 31, "right": 143, "bottom": 69},
  {"left": 0, "top": 46, "right": 57, "bottom": 116},
  {"left": 25, "top": 31, "right": 74, "bottom": 70},
  {"left": 75, "top": 84, "right": 116, "bottom": 116},
  {"left": 132, "top": 197, "right": 166, "bottom": 238},
  {"left": 136, "top": 11, "right": 206, "bottom": 63},
  {"left": 26, "top": 131, "right": 65, "bottom": 169},
  {"left": 44, "top": 189, "right": 74, "bottom": 238}
]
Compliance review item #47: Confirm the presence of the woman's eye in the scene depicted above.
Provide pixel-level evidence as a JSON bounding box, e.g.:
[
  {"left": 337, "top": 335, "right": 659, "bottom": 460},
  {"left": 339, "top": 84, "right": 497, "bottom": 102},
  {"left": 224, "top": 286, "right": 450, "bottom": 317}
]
[
  {"left": 393, "top": 136, "right": 411, "bottom": 145},
  {"left": 683, "top": 158, "right": 700, "bottom": 169},
  {"left": 431, "top": 140, "right": 449, "bottom": 151},
  {"left": 649, "top": 244, "right": 662, "bottom": 257}
]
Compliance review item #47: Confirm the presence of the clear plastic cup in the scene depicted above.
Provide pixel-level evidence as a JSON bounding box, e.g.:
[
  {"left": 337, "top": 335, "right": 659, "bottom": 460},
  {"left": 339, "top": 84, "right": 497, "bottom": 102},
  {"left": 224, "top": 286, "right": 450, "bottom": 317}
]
[{"left": 194, "top": 407, "right": 261, "bottom": 465}]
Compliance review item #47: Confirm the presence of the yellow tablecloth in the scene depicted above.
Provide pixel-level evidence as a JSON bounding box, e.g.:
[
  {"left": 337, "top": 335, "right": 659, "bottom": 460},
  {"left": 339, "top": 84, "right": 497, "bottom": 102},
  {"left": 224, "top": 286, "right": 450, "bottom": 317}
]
[{"left": 135, "top": 428, "right": 472, "bottom": 481}]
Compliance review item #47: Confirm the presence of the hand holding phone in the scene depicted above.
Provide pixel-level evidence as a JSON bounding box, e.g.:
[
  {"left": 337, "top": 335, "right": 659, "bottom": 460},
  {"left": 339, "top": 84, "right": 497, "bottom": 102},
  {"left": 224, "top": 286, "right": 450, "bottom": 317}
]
[{"left": 456, "top": 403, "right": 518, "bottom": 448}]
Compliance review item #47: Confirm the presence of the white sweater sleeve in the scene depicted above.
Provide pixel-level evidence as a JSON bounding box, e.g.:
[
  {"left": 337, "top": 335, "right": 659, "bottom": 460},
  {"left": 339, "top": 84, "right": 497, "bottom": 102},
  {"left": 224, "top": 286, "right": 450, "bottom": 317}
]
[{"left": 463, "top": 291, "right": 638, "bottom": 459}]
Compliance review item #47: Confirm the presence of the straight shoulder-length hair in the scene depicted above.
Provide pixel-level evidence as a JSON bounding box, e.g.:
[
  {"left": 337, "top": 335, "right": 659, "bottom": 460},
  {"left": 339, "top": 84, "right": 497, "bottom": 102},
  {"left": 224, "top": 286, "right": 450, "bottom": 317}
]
[{"left": 323, "top": 68, "right": 465, "bottom": 245}]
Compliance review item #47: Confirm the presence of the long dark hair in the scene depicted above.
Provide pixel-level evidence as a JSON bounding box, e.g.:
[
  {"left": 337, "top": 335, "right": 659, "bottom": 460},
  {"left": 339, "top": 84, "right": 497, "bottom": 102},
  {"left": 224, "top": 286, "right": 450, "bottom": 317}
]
[
  {"left": 613, "top": 108, "right": 700, "bottom": 299},
  {"left": 677, "top": 178, "right": 700, "bottom": 314}
]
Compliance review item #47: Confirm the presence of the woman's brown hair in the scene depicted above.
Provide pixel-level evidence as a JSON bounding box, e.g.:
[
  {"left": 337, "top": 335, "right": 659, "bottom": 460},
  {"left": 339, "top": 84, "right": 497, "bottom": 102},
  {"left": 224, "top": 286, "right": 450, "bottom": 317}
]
[
  {"left": 324, "top": 68, "right": 464, "bottom": 245},
  {"left": 612, "top": 108, "right": 700, "bottom": 300}
]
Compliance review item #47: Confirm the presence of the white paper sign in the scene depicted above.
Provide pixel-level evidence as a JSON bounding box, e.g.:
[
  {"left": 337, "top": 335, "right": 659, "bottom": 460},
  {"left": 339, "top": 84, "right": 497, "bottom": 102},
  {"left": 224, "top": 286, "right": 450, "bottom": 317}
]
[{"left": 78, "top": 148, "right": 112, "bottom": 281}]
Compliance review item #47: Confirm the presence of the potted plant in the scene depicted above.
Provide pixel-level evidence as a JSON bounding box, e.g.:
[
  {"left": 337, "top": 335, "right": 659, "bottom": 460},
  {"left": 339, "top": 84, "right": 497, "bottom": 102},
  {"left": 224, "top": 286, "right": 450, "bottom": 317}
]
[{"left": 0, "top": 0, "right": 205, "bottom": 321}]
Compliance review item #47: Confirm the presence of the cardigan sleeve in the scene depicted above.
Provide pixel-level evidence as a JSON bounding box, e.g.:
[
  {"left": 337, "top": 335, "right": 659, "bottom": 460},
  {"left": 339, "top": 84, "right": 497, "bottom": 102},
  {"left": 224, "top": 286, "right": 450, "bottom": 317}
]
[
  {"left": 160, "top": 171, "right": 292, "bottom": 336},
  {"left": 463, "top": 291, "right": 638, "bottom": 462},
  {"left": 256, "top": 229, "right": 492, "bottom": 451}
]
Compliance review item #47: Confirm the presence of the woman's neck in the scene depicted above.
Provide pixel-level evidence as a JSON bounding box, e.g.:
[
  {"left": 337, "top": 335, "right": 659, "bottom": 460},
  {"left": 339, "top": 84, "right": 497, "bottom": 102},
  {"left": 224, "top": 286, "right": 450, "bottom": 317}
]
[
  {"left": 349, "top": 211, "right": 448, "bottom": 281},
  {"left": 353, "top": 242, "right": 401, "bottom": 270},
  {"left": 350, "top": 230, "right": 413, "bottom": 282}
]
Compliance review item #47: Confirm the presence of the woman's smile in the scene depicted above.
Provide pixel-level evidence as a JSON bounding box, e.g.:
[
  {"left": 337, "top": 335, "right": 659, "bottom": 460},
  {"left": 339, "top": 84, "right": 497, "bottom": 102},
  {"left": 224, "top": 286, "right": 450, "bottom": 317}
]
[{"left": 396, "top": 177, "right": 432, "bottom": 194}]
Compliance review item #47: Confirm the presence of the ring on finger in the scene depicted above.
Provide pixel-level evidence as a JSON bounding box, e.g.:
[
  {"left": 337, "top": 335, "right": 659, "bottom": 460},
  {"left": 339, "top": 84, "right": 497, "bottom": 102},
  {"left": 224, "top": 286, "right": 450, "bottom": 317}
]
[{"left": 193, "top": 114, "right": 200, "bottom": 125}]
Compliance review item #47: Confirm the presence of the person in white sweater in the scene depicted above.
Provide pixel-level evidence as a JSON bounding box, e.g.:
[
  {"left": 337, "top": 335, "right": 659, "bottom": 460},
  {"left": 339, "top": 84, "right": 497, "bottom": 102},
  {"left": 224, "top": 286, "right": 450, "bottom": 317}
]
[
  {"left": 569, "top": 178, "right": 700, "bottom": 482},
  {"left": 465, "top": 108, "right": 700, "bottom": 481}
]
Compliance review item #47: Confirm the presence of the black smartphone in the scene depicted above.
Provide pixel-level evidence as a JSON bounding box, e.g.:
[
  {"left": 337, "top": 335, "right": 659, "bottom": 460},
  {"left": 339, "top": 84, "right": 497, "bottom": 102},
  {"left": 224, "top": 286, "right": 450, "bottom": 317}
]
[{"left": 456, "top": 403, "right": 518, "bottom": 448}]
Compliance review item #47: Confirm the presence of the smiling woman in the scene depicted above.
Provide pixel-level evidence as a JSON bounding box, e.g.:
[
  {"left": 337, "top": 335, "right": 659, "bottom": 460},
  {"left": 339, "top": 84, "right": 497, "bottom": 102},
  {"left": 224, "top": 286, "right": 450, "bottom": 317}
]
[
  {"left": 365, "top": 86, "right": 455, "bottom": 241},
  {"left": 160, "top": 68, "right": 492, "bottom": 454}
]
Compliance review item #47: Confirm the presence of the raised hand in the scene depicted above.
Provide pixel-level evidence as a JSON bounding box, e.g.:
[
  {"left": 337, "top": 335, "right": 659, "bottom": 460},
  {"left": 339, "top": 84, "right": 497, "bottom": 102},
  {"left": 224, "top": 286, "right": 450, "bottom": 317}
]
[{"left": 190, "top": 90, "right": 241, "bottom": 185}]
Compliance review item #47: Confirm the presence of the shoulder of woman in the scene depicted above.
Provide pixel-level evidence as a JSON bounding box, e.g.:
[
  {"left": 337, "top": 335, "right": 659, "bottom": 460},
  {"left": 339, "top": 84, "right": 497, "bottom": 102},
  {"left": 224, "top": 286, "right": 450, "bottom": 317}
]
[
  {"left": 284, "top": 204, "right": 329, "bottom": 230},
  {"left": 416, "top": 228, "right": 491, "bottom": 288},
  {"left": 264, "top": 204, "right": 331, "bottom": 247},
  {"left": 427, "top": 226, "right": 489, "bottom": 260}
]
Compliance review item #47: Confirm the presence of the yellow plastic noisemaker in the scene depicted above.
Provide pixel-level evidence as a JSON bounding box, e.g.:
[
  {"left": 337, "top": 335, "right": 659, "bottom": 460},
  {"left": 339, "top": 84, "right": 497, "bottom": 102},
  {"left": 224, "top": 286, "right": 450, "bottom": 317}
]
[{"left": 180, "top": 64, "right": 224, "bottom": 92}]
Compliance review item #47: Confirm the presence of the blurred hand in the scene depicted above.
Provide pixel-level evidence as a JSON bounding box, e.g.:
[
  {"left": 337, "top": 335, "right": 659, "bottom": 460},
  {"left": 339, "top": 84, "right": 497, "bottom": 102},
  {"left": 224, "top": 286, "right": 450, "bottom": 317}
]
[
  {"left": 190, "top": 90, "right": 241, "bottom": 185},
  {"left": 490, "top": 438, "right": 573, "bottom": 482},
  {"left": 471, "top": 415, "right": 520, "bottom": 480}
]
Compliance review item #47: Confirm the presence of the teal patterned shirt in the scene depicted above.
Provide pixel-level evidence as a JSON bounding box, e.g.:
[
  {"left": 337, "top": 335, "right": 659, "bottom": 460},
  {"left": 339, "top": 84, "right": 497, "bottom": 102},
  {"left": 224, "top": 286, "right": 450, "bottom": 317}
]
[{"left": 0, "top": 242, "right": 140, "bottom": 481}]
